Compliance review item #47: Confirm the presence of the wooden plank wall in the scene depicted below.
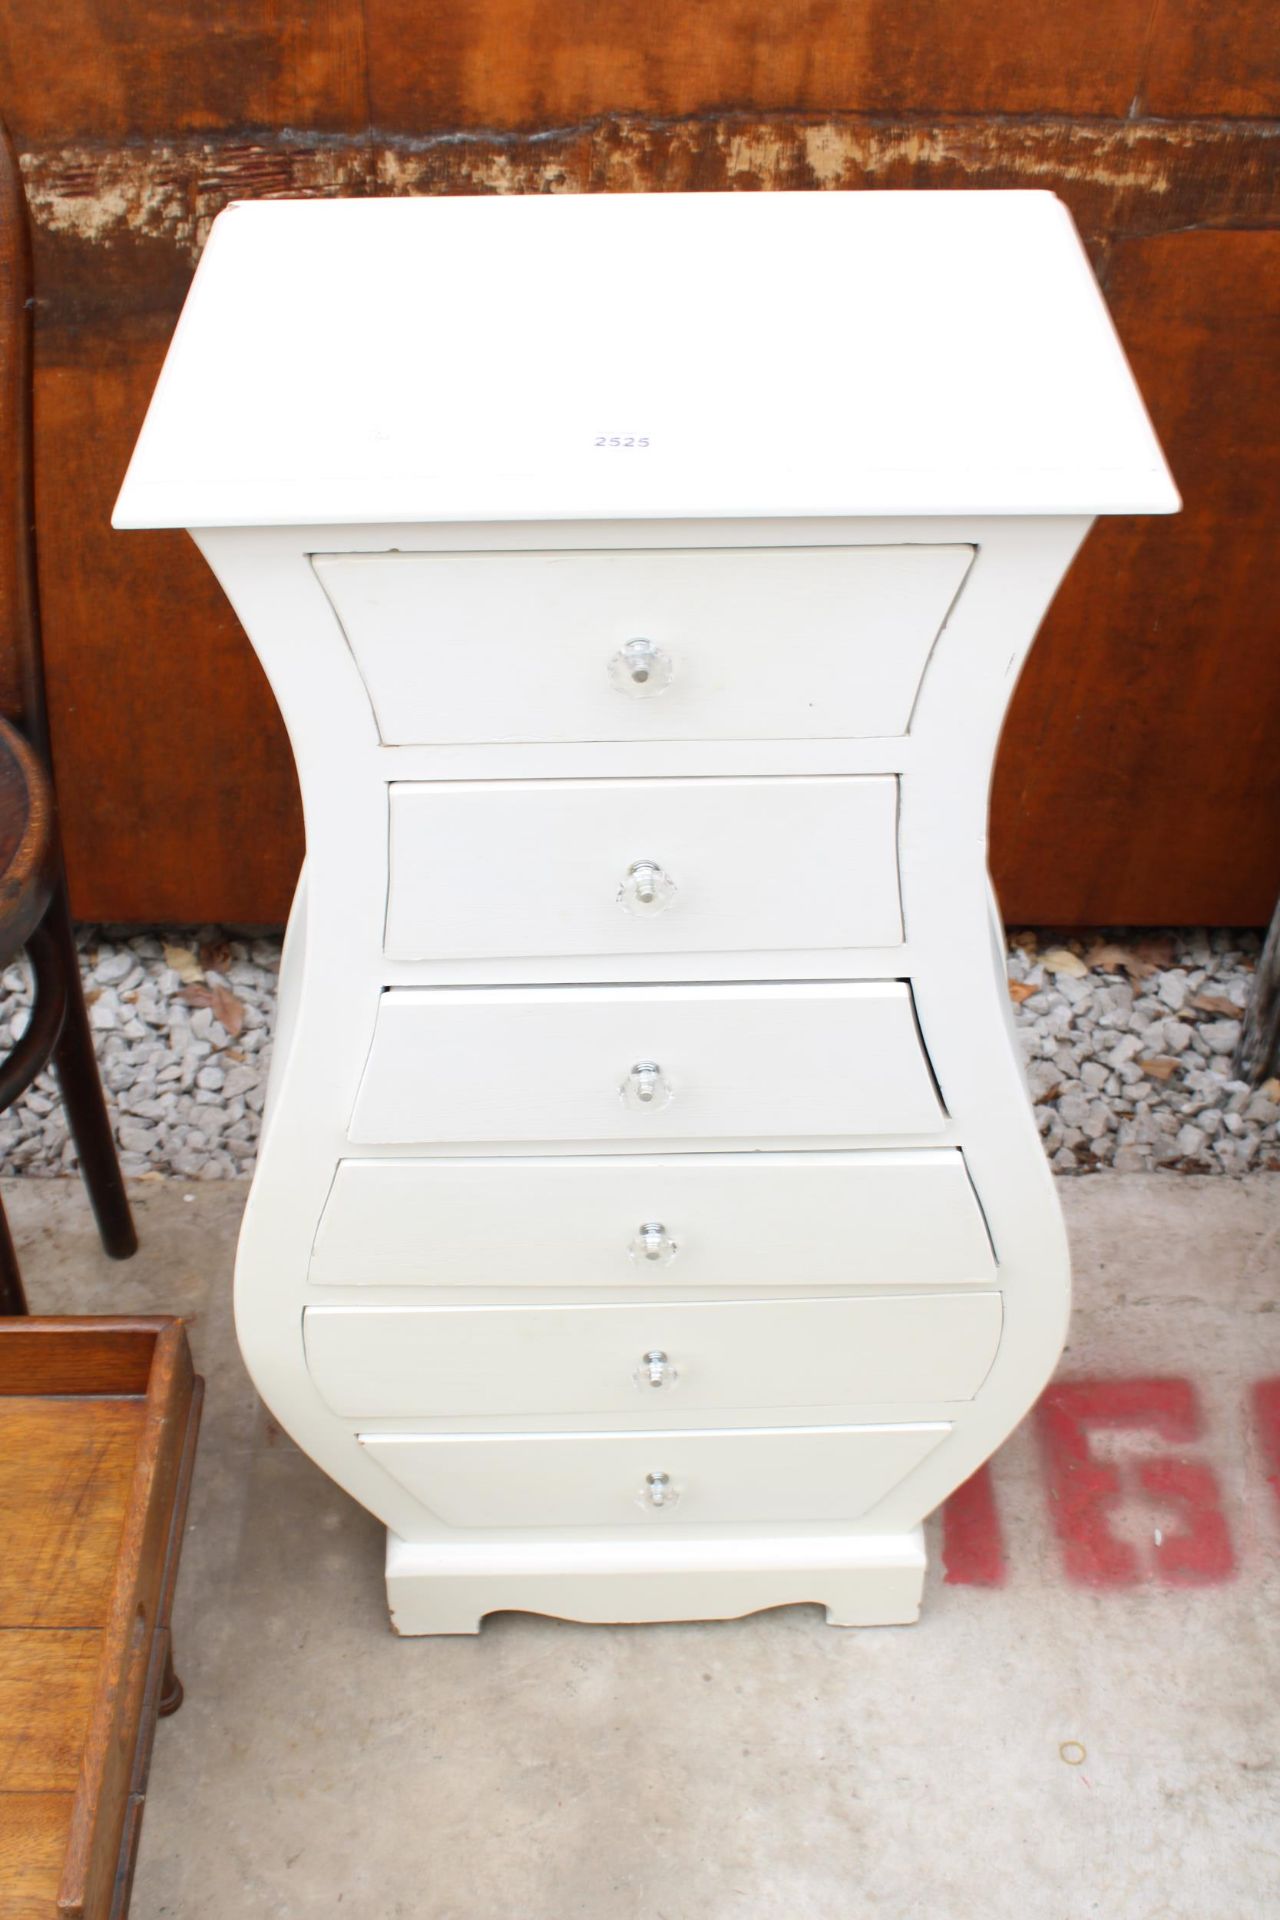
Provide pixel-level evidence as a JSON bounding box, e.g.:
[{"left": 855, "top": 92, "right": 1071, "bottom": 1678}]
[{"left": 0, "top": 2, "right": 1277, "bottom": 926}]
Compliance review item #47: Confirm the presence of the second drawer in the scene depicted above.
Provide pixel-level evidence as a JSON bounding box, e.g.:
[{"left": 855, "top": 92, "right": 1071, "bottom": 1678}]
[
  {"left": 385, "top": 775, "right": 901, "bottom": 960},
  {"left": 304, "top": 1293, "right": 1003, "bottom": 1419}
]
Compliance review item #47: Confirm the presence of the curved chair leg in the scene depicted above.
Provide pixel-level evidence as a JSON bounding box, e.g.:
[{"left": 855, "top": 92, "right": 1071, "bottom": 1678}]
[
  {"left": 44, "top": 888, "right": 137, "bottom": 1260},
  {"left": 0, "top": 1194, "right": 27, "bottom": 1315},
  {"left": 158, "top": 1640, "right": 184, "bottom": 1716}
]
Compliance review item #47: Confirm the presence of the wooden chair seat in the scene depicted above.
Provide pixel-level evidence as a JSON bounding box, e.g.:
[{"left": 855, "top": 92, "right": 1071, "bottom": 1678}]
[{"left": 0, "top": 716, "right": 56, "bottom": 959}]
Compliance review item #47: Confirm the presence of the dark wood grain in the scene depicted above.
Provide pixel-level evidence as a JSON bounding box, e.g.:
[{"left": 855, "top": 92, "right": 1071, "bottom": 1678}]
[
  {"left": 364, "top": 0, "right": 1158, "bottom": 126},
  {"left": 0, "top": 122, "right": 40, "bottom": 737},
  {"left": 0, "top": 1401, "right": 142, "bottom": 1627},
  {"left": 32, "top": 342, "right": 304, "bottom": 925},
  {"left": 1141, "top": 0, "right": 1280, "bottom": 116},
  {"left": 0, "top": 1321, "right": 161, "bottom": 1397},
  {"left": 0, "top": 1635, "right": 103, "bottom": 1793},
  {"left": 992, "top": 228, "right": 1280, "bottom": 925},
  {"left": 59, "top": 1324, "right": 194, "bottom": 1919},
  {"left": 0, "top": 1320, "right": 199, "bottom": 1920},
  {"left": 0, "top": 0, "right": 367, "bottom": 143},
  {"left": 0, "top": 1792, "right": 69, "bottom": 1915}
]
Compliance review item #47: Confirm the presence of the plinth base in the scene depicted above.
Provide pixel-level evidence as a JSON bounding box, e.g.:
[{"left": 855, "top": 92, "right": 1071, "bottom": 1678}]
[{"left": 385, "top": 1527, "right": 927, "bottom": 1635}]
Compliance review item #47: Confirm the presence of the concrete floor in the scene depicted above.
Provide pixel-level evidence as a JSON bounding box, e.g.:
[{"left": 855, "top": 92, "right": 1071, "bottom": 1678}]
[{"left": 6, "top": 1173, "right": 1280, "bottom": 1920}]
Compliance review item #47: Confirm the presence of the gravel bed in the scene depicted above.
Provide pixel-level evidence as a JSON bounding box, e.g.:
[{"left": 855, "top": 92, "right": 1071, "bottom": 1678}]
[
  {"left": 0, "top": 926, "right": 1276, "bottom": 1182},
  {"left": 1009, "top": 928, "right": 1277, "bottom": 1176},
  {"left": 1, "top": 931, "right": 277, "bottom": 1184}
]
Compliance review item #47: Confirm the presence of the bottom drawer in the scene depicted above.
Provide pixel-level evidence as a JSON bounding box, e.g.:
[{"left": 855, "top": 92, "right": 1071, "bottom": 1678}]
[{"left": 360, "top": 1423, "right": 950, "bottom": 1529}]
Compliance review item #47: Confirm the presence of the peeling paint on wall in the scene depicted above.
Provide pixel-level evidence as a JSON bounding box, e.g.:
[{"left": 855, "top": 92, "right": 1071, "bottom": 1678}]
[{"left": 19, "top": 113, "right": 1279, "bottom": 278}]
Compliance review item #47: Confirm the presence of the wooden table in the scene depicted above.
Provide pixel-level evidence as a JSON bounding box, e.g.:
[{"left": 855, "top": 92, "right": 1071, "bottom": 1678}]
[{"left": 0, "top": 1318, "right": 202, "bottom": 1919}]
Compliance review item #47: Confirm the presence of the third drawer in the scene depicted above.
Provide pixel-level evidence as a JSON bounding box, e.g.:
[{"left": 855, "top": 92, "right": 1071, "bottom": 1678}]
[
  {"left": 309, "top": 1149, "right": 995, "bottom": 1290},
  {"left": 349, "top": 981, "right": 945, "bottom": 1145}
]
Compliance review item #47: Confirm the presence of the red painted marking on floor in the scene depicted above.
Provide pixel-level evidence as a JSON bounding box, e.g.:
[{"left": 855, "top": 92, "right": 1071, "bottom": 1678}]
[
  {"left": 941, "top": 1463, "right": 1006, "bottom": 1586},
  {"left": 1035, "top": 1377, "right": 1236, "bottom": 1587},
  {"left": 1252, "top": 1378, "right": 1280, "bottom": 1518}
]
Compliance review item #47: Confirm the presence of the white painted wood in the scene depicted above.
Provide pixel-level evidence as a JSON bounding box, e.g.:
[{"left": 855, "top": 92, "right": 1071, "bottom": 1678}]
[
  {"left": 304, "top": 1292, "right": 1002, "bottom": 1418},
  {"left": 349, "top": 982, "right": 945, "bottom": 1146},
  {"left": 314, "top": 545, "right": 972, "bottom": 745},
  {"left": 360, "top": 1423, "right": 952, "bottom": 1529},
  {"left": 198, "top": 513, "right": 1094, "bottom": 1630},
  {"left": 308, "top": 1149, "right": 996, "bottom": 1291},
  {"left": 114, "top": 190, "right": 1176, "bottom": 1632},
  {"left": 385, "top": 775, "right": 902, "bottom": 959},
  {"left": 113, "top": 193, "right": 1178, "bottom": 528},
  {"left": 384, "top": 1528, "right": 928, "bottom": 1633}
]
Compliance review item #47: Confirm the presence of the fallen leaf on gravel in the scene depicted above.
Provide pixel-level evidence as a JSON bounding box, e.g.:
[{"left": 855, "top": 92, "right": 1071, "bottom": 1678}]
[
  {"left": 1007, "top": 979, "right": 1039, "bottom": 1004},
  {"left": 1042, "top": 947, "right": 1087, "bottom": 978},
  {"left": 210, "top": 984, "right": 245, "bottom": 1038},
  {"left": 1138, "top": 1056, "right": 1180, "bottom": 1081},
  {"left": 1129, "top": 936, "right": 1177, "bottom": 971},
  {"left": 1259, "top": 1078, "right": 1280, "bottom": 1103},
  {"left": 1189, "top": 993, "right": 1239, "bottom": 1017},
  {"left": 1084, "top": 942, "right": 1154, "bottom": 978},
  {"left": 199, "top": 939, "right": 233, "bottom": 975},
  {"left": 178, "top": 985, "right": 213, "bottom": 1009},
  {"left": 1008, "top": 931, "right": 1040, "bottom": 955},
  {"left": 164, "top": 943, "right": 205, "bottom": 985}
]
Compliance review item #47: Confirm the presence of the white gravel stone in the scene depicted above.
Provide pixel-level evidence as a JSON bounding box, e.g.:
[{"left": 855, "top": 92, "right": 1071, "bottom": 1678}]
[
  {"left": 1157, "top": 972, "right": 1188, "bottom": 1011},
  {"left": 93, "top": 950, "right": 134, "bottom": 984},
  {"left": 1200, "top": 1018, "right": 1242, "bottom": 1055}
]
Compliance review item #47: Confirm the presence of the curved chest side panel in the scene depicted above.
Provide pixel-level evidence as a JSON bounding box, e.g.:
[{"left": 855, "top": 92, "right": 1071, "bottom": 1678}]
[{"left": 193, "top": 517, "right": 1084, "bottom": 1595}]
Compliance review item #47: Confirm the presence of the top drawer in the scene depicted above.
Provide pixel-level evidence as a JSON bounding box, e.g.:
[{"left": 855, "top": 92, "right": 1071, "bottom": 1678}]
[{"left": 313, "top": 545, "right": 973, "bottom": 746}]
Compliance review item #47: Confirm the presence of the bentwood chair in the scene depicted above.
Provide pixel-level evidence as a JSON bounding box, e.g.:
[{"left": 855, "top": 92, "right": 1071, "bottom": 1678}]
[{"left": 0, "top": 118, "right": 136, "bottom": 1309}]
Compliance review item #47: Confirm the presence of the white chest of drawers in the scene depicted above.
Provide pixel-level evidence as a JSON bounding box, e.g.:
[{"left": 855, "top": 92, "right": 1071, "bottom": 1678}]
[{"left": 116, "top": 190, "right": 1176, "bottom": 1633}]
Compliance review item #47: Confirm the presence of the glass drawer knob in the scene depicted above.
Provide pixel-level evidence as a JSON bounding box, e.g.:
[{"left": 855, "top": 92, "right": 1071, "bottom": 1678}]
[
  {"left": 629, "top": 1221, "right": 677, "bottom": 1266},
  {"left": 621, "top": 1061, "right": 672, "bottom": 1111},
  {"left": 640, "top": 1470, "right": 680, "bottom": 1511},
  {"left": 617, "top": 859, "right": 676, "bottom": 917},
  {"left": 633, "top": 1348, "right": 678, "bottom": 1392},
  {"left": 609, "top": 637, "right": 672, "bottom": 698}
]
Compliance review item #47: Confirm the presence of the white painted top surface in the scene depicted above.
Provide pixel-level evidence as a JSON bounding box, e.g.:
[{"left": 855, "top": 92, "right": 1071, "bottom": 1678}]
[{"left": 114, "top": 191, "right": 1178, "bottom": 528}]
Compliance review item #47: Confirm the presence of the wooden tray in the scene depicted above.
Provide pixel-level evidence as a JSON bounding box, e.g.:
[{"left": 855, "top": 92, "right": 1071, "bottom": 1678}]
[{"left": 0, "top": 1318, "right": 202, "bottom": 1920}]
